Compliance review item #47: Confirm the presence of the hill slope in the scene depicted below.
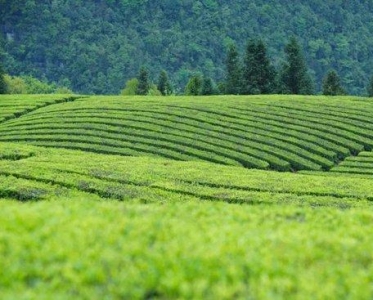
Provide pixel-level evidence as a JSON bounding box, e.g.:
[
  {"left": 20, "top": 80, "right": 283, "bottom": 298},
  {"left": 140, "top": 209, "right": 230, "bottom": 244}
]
[
  {"left": 2, "top": 95, "right": 373, "bottom": 299},
  {"left": 1, "top": 1, "right": 373, "bottom": 94},
  {"left": 2, "top": 142, "right": 373, "bottom": 298},
  {"left": 1, "top": 95, "right": 373, "bottom": 172},
  {"left": 2, "top": 142, "right": 373, "bottom": 203}
]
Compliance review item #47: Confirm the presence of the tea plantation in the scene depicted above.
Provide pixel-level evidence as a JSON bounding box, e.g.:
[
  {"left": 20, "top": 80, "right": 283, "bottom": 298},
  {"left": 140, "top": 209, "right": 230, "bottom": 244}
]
[{"left": 1, "top": 95, "right": 373, "bottom": 299}]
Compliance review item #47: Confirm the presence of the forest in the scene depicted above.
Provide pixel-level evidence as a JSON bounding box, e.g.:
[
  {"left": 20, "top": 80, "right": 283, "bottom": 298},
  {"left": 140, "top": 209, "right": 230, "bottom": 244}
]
[{"left": 1, "top": 0, "right": 373, "bottom": 95}]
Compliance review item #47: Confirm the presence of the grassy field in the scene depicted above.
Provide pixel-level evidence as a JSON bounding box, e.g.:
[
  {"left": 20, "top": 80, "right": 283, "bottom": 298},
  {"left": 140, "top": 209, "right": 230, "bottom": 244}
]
[{"left": 1, "top": 95, "right": 373, "bottom": 299}]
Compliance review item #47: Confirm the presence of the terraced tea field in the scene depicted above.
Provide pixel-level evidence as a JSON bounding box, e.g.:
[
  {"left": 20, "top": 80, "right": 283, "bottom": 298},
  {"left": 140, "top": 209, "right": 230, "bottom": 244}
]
[
  {"left": 1, "top": 95, "right": 373, "bottom": 299},
  {"left": 2, "top": 95, "right": 373, "bottom": 172}
]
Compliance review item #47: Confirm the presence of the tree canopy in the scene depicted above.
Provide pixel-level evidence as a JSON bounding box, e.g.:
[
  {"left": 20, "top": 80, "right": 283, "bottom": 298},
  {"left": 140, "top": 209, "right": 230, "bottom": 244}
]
[
  {"left": 2, "top": 1, "right": 373, "bottom": 94},
  {"left": 367, "top": 76, "right": 373, "bottom": 97},
  {"left": 225, "top": 44, "right": 242, "bottom": 95},
  {"left": 242, "top": 39, "right": 276, "bottom": 95},
  {"left": 279, "top": 37, "right": 314, "bottom": 95},
  {"left": 0, "top": 62, "right": 6, "bottom": 94},
  {"left": 322, "top": 70, "right": 346, "bottom": 96},
  {"left": 136, "top": 67, "right": 150, "bottom": 95}
]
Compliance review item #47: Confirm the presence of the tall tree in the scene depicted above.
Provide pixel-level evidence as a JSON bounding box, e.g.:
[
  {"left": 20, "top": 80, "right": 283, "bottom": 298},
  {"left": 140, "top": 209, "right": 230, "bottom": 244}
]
[
  {"left": 322, "top": 70, "right": 346, "bottom": 96},
  {"left": 157, "top": 70, "right": 173, "bottom": 96},
  {"left": 185, "top": 75, "right": 202, "bottom": 96},
  {"left": 136, "top": 66, "right": 150, "bottom": 95},
  {"left": 242, "top": 39, "right": 276, "bottom": 94},
  {"left": 279, "top": 37, "right": 314, "bottom": 95},
  {"left": 225, "top": 44, "right": 242, "bottom": 94},
  {"left": 201, "top": 76, "right": 214, "bottom": 95},
  {"left": 0, "top": 62, "right": 6, "bottom": 94},
  {"left": 367, "top": 76, "right": 373, "bottom": 97}
]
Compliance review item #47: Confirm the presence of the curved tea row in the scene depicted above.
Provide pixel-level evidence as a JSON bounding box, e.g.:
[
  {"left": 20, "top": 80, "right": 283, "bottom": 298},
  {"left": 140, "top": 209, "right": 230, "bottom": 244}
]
[
  {"left": 1, "top": 95, "right": 373, "bottom": 172},
  {"left": 1, "top": 142, "right": 373, "bottom": 203}
]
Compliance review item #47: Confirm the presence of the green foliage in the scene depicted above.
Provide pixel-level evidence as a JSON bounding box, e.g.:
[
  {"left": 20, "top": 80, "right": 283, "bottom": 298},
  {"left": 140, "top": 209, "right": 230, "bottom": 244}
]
[
  {"left": 331, "top": 151, "right": 373, "bottom": 175},
  {"left": 136, "top": 67, "right": 150, "bottom": 95},
  {"left": 0, "top": 95, "right": 78, "bottom": 123},
  {"left": 322, "top": 70, "right": 346, "bottom": 96},
  {"left": 185, "top": 75, "right": 202, "bottom": 95},
  {"left": 54, "top": 86, "right": 74, "bottom": 95},
  {"left": 22, "top": 76, "right": 56, "bottom": 94},
  {"left": 2, "top": 92, "right": 373, "bottom": 298},
  {"left": 157, "top": 70, "right": 173, "bottom": 96},
  {"left": 121, "top": 78, "right": 161, "bottom": 96},
  {"left": 2, "top": 192, "right": 373, "bottom": 299},
  {"left": 4, "top": 74, "right": 71, "bottom": 94},
  {"left": 242, "top": 39, "right": 276, "bottom": 94},
  {"left": 2, "top": 94, "right": 373, "bottom": 172},
  {"left": 3, "top": 1, "right": 373, "bottom": 94},
  {"left": 201, "top": 76, "right": 215, "bottom": 95},
  {"left": 121, "top": 78, "right": 139, "bottom": 95},
  {"left": 367, "top": 76, "right": 373, "bottom": 97},
  {"left": 4, "top": 75, "right": 27, "bottom": 94},
  {"left": 1, "top": 143, "right": 373, "bottom": 298},
  {"left": 147, "top": 84, "right": 162, "bottom": 96},
  {"left": 225, "top": 44, "right": 242, "bottom": 95},
  {"left": 0, "top": 62, "right": 6, "bottom": 94},
  {"left": 279, "top": 37, "right": 314, "bottom": 95}
]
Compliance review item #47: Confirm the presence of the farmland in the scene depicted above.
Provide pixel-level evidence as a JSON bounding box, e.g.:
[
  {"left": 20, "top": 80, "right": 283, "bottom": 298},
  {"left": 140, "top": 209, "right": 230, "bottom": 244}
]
[{"left": 1, "top": 95, "right": 373, "bottom": 299}]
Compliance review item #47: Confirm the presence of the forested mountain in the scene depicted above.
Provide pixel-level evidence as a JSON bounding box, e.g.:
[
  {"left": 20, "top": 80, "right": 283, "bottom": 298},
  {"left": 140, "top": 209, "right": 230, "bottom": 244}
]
[{"left": 1, "top": 0, "right": 373, "bottom": 95}]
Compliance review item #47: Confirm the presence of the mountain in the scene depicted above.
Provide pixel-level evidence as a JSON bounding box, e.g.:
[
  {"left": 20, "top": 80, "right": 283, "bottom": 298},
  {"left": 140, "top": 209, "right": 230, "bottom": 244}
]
[{"left": 1, "top": 0, "right": 373, "bottom": 95}]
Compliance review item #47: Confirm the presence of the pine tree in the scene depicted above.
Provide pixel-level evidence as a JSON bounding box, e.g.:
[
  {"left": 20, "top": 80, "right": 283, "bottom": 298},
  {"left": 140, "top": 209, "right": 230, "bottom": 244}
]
[
  {"left": 242, "top": 40, "right": 259, "bottom": 94},
  {"left": 367, "top": 76, "right": 373, "bottom": 97},
  {"left": 201, "top": 76, "right": 214, "bottom": 95},
  {"left": 280, "top": 37, "right": 314, "bottom": 95},
  {"left": 157, "top": 70, "right": 172, "bottom": 96},
  {"left": 185, "top": 75, "right": 202, "bottom": 95},
  {"left": 225, "top": 44, "right": 242, "bottom": 95},
  {"left": 136, "top": 66, "right": 150, "bottom": 95},
  {"left": 0, "top": 61, "right": 7, "bottom": 94},
  {"left": 242, "top": 39, "right": 276, "bottom": 94},
  {"left": 322, "top": 70, "right": 346, "bottom": 96}
]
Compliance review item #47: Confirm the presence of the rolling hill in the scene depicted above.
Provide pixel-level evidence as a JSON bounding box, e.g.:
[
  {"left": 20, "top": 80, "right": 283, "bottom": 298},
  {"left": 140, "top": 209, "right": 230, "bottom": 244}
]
[
  {"left": 1, "top": 95, "right": 373, "bottom": 173},
  {"left": 1, "top": 94, "right": 373, "bottom": 299}
]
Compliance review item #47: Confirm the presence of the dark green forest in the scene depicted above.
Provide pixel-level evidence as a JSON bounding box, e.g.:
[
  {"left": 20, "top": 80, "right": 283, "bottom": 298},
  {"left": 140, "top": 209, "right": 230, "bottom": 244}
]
[{"left": 1, "top": 0, "right": 373, "bottom": 95}]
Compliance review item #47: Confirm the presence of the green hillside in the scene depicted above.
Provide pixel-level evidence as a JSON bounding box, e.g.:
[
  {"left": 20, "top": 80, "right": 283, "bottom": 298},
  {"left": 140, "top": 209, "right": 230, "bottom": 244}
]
[
  {"left": 3, "top": 141, "right": 373, "bottom": 203},
  {"left": 1, "top": 95, "right": 373, "bottom": 172},
  {"left": 2, "top": 1, "right": 373, "bottom": 94},
  {"left": 1, "top": 141, "right": 373, "bottom": 299},
  {"left": 2, "top": 94, "right": 373, "bottom": 299}
]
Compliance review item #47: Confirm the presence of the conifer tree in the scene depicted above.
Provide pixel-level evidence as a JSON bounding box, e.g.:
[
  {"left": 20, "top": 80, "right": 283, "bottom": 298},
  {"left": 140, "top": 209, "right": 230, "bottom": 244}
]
[
  {"left": 322, "top": 70, "right": 346, "bottom": 96},
  {"left": 242, "top": 39, "right": 276, "bottom": 94},
  {"left": 136, "top": 66, "right": 150, "bottom": 95},
  {"left": 157, "top": 70, "right": 172, "bottom": 96},
  {"left": 0, "top": 60, "right": 7, "bottom": 94},
  {"left": 225, "top": 44, "right": 242, "bottom": 94},
  {"left": 201, "top": 76, "right": 214, "bottom": 95},
  {"left": 185, "top": 75, "right": 202, "bottom": 95},
  {"left": 279, "top": 37, "right": 314, "bottom": 95},
  {"left": 367, "top": 76, "right": 373, "bottom": 97}
]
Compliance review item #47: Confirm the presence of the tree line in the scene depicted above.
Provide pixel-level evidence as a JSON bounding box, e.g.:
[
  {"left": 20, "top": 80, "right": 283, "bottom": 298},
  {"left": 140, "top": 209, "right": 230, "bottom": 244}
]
[
  {"left": 0, "top": 51, "right": 72, "bottom": 95},
  {"left": 117, "top": 37, "right": 373, "bottom": 97},
  {"left": 1, "top": 36, "right": 373, "bottom": 97},
  {"left": 223, "top": 37, "right": 348, "bottom": 96},
  {"left": 3, "top": 0, "right": 373, "bottom": 95}
]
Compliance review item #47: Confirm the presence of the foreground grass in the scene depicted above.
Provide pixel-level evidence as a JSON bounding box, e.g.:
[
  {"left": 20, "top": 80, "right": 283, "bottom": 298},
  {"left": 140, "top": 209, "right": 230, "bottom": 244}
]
[{"left": 1, "top": 199, "right": 373, "bottom": 299}]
